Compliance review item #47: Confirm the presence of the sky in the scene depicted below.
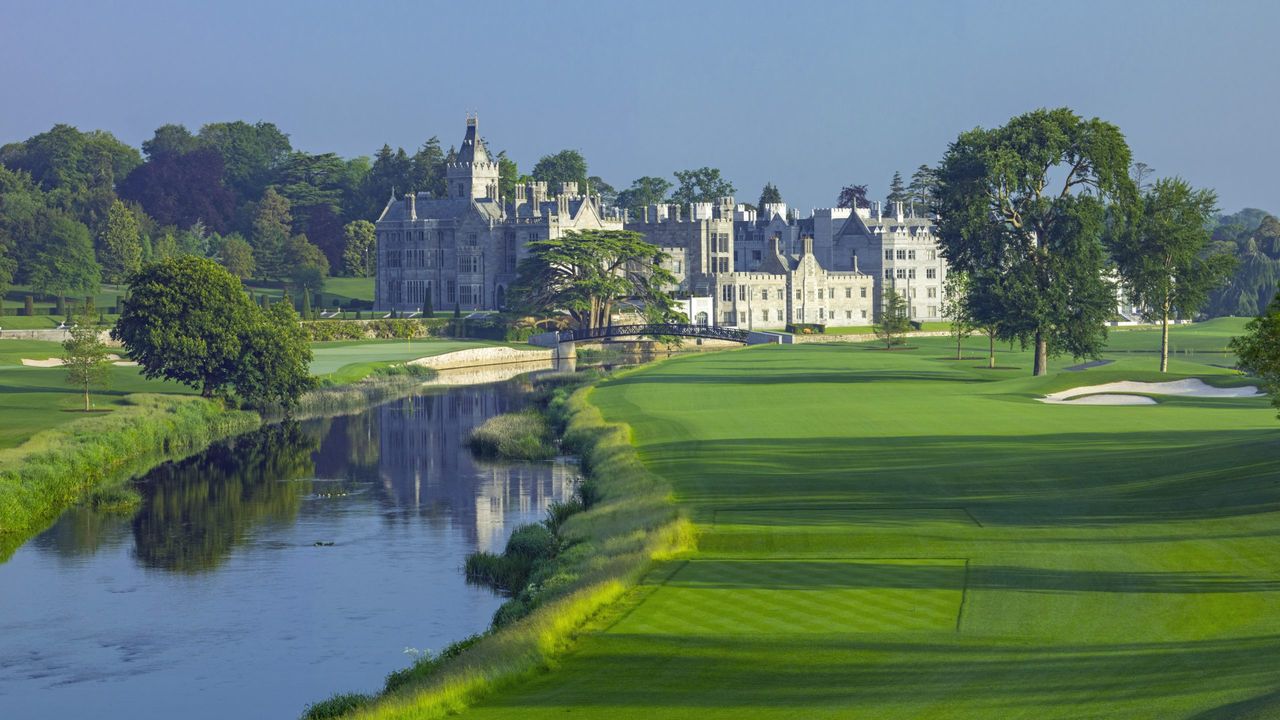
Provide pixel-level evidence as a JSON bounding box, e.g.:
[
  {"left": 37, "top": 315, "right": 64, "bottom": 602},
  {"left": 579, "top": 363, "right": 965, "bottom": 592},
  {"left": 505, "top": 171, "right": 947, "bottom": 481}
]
[{"left": 2, "top": 0, "right": 1277, "bottom": 214}]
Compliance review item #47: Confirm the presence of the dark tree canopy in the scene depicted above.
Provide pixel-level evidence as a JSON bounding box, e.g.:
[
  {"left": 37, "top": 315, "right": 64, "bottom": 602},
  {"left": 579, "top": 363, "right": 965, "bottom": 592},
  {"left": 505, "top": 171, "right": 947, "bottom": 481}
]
[
  {"left": 532, "top": 150, "right": 589, "bottom": 195},
  {"left": 118, "top": 147, "right": 235, "bottom": 232},
  {"left": 616, "top": 176, "right": 673, "bottom": 216},
  {"left": 935, "top": 107, "right": 1136, "bottom": 375},
  {"left": 670, "top": 167, "right": 735, "bottom": 205},
  {"left": 836, "top": 184, "right": 870, "bottom": 209},
  {"left": 757, "top": 183, "right": 783, "bottom": 213}
]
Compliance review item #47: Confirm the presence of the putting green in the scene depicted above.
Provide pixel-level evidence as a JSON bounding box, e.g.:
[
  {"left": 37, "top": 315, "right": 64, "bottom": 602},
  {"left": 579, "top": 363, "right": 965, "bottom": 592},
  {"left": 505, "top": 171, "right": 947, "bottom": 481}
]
[{"left": 459, "top": 325, "right": 1280, "bottom": 719}]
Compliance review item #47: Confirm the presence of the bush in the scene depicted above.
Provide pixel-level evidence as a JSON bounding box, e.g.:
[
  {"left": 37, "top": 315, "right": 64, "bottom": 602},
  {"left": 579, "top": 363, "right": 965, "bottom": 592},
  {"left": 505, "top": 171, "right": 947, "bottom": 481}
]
[
  {"left": 301, "top": 692, "right": 372, "bottom": 720},
  {"left": 786, "top": 323, "right": 826, "bottom": 334},
  {"left": 464, "top": 523, "right": 557, "bottom": 594},
  {"left": 466, "top": 411, "right": 554, "bottom": 460}
]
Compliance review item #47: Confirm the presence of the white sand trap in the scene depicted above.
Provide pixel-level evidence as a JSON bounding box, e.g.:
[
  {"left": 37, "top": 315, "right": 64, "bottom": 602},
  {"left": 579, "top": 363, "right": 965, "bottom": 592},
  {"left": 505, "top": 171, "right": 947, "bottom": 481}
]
[
  {"left": 1041, "top": 378, "right": 1262, "bottom": 405},
  {"left": 22, "top": 354, "right": 124, "bottom": 368},
  {"left": 113, "top": 360, "right": 138, "bottom": 366}
]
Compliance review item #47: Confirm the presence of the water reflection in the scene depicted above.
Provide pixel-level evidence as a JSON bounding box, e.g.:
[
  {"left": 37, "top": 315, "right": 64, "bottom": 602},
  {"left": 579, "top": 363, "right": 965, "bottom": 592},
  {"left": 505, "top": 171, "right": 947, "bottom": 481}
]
[{"left": 2, "top": 377, "right": 574, "bottom": 720}]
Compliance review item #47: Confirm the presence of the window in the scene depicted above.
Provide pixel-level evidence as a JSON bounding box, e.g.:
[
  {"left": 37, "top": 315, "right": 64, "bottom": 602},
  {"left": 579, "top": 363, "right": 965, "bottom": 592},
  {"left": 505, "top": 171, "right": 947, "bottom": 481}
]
[
  {"left": 818, "top": 308, "right": 825, "bottom": 320},
  {"left": 926, "top": 268, "right": 937, "bottom": 279},
  {"left": 884, "top": 269, "right": 893, "bottom": 280},
  {"left": 446, "top": 280, "right": 456, "bottom": 304},
  {"left": 674, "top": 261, "right": 683, "bottom": 274},
  {"left": 908, "top": 268, "right": 916, "bottom": 279},
  {"left": 762, "top": 309, "right": 769, "bottom": 321},
  {"left": 776, "top": 309, "right": 784, "bottom": 321},
  {"left": 884, "top": 249, "right": 893, "bottom": 260},
  {"left": 722, "top": 285, "right": 734, "bottom": 302},
  {"left": 927, "top": 287, "right": 937, "bottom": 298},
  {"left": 459, "top": 255, "right": 480, "bottom": 273},
  {"left": 908, "top": 250, "right": 917, "bottom": 260},
  {"left": 896, "top": 249, "right": 907, "bottom": 260},
  {"left": 911, "top": 288, "right": 917, "bottom": 298},
  {"left": 739, "top": 311, "right": 746, "bottom": 323},
  {"left": 761, "top": 288, "right": 768, "bottom": 301},
  {"left": 723, "top": 311, "right": 735, "bottom": 325},
  {"left": 466, "top": 233, "right": 479, "bottom": 246},
  {"left": 861, "top": 309, "right": 867, "bottom": 319},
  {"left": 407, "top": 281, "right": 425, "bottom": 305},
  {"left": 928, "top": 250, "right": 937, "bottom": 260},
  {"left": 795, "top": 289, "right": 802, "bottom": 300},
  {"left": 718, "top": 257, "right": 729, "bottom": 273},
  {"left": 459, "top": 284, "right": 482, "bottom": 306},
  {"left": 818, "top": 288, "right": 824, "bottom": 300},
  {"left": 718, "top": 233, "right": 730, "bottom": 252},
  {"left": 860, "top": 287, "right": 867, "bottom": 298},
  {"left": 928, "top": 306, "right": 937, "bottom": 317},
  {"left": 896, "top": 268, "right": 907, "bottom": 279},
  {"left": 846, "top": 310, "right": 852, "bottom": 319},
  {"left": 739, "top": 286, "right": 747, "bottom": 301}
]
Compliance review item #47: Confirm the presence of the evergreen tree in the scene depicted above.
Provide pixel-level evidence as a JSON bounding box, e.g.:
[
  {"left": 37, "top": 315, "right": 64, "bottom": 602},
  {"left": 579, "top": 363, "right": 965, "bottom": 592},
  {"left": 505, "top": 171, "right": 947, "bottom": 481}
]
[
  {"left": 300, "top": 287, "right": 312, "bottom": 320},
  {"left": 874, "top": 288, "right": 912, "bottom": 349},
  {"left": 99, "top": 199, "right": 143, "bottom": 283},
  {"left": 251, "top": 188, "right": 292, "bottom": 280},
  {"left": 757, "top": 183, "right": 783, "bottom": 214},
  {"left": 886, "top": 171, "right": 907, "bottom": 208}
]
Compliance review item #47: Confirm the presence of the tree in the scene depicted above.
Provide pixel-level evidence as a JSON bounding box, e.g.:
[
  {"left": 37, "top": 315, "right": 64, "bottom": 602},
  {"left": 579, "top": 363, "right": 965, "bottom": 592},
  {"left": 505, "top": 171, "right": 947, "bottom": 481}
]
[
  {"left": 197, "top": 121, "right": 292, "bottom": 200},
  {"left": 670, "top": 167, "right": 735, "bottom": 205},
  {"left": 874, "top": 287, "right": 912, "bottom": 349},
  {"left": 118, "top": 147, "right": 235, "bottom": 232},
  {"left": 251, "top": 188, "right": 292, "bottom": 280},
  {"left": 62, "top": 312, "right": 111, "bottom": 411},
  {"left": 152, "top": 231, "right": 178, "bottom": 260},
  {"left": 510, "top": 230, "right": 677, "bottom": 331},
  {"left": 886, "top": 171, "right": 907, "bottom": 207},
  {"left": 99, "top": 199, "right": 143, "bottom": 283},
  {"left": 496, "top": 150, "right": 525, "bottom": 205},
  {"left": 342, "top": 220, "right": 377, "bottom": 277},
  {"left": 232, "top": 301, "right": 315, "bottom": 410},
  {"left": 941, "top": 271, "right": 975, "bottom": 360},
  {"left": 27, "top": 210, "right": 100, "bottom": 300},
  {"left": 757, "top": 183, "right": 783, "bottom": 213},
  {"left": 285, "top": 234, "right": 329, "bottom": 294},
  {"left": 836, "top": 184, "right": 870, "bottom": 209},
  {"left": 300, "top": 287, "right": 313, "bottom": 320},
  {"left": 935, "top": 107, "right": 1135, "bottom": 376},
  {"left": 587, "top": 176, "right": 617, "bottom": 206},
  {"left": 908, "top": 165, "right": 939, "bottom": 213},
  {"left": 113, "top": 256, "right": 257, "bottom": 397},
  {"left": 218, "top": 234, "right": 255, "bottom": 279},
  {"left": 412, "top": 137, "right": 447, "bottom": 199},
  {"left": 532, "top": 150, "right": 589, "bottom": 195},
  {"left": 1232, "top": 293, "right": 1280, "bottom": 416},
  {"left": 1108, "top": 177, "right": 1236, "bottom": 372},
  {"left": 615, "top": 176, "right": 673, "bottom": 216},
  {"left": 142, "top": 124, "right": 201, "bottom": 159}
]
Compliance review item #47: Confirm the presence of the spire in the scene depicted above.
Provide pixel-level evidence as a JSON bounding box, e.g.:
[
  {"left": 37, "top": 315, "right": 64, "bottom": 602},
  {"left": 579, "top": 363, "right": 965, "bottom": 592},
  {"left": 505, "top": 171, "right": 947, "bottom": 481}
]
[{"left": 457, "top": 114, "right": 490, "bottom": 164}]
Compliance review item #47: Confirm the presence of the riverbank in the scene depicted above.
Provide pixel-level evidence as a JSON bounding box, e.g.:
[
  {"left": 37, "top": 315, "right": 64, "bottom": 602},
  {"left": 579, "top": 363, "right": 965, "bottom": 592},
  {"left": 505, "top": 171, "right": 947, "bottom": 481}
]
[{"left": 305, "top": 364, "right": 694, "bottom": 719}]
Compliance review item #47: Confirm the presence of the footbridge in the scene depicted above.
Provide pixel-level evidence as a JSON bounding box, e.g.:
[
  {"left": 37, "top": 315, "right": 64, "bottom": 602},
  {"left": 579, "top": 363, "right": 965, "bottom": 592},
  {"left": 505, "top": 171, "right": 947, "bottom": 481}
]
[{"left": 529, "top": 323, "right": 784, "bottom": 356}]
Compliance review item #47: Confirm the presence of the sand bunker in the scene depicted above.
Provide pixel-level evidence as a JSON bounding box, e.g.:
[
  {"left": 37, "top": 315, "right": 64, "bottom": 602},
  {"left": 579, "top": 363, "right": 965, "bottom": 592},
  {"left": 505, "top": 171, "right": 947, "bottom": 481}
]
[
  {"left": 1041, "top": 378, "right": 1262, "bottom": 405},
  {"left": 21, "top": 354, "right": 124, "bottom": 368}
]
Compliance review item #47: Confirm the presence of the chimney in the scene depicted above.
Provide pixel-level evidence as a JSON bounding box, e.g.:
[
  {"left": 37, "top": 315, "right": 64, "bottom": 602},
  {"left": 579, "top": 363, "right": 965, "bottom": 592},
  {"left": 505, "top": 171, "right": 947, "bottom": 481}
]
[
  {"left": 875, "top": 201, "right": 882, "bottom": 220},
  {"left": 852, "top": 252, "right": 859, "bottom": 273},
  {"left": 802, "top": 236, "right": 814, "bottom": 256},
  {"left": 404, "top": 193, "right": 416, "bottom": 220},
  {"left": 894, "top": 201, "right": 904, "bottom": 221},
  {"left": 770, "top": 235, "right": 783, "bottom": 258}
]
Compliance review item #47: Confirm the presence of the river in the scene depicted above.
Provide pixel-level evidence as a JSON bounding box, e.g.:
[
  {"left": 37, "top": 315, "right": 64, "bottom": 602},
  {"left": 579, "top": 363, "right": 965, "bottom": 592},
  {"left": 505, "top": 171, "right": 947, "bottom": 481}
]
[{"left": 0, "top": 366, "right": 576, "bottom": 719}]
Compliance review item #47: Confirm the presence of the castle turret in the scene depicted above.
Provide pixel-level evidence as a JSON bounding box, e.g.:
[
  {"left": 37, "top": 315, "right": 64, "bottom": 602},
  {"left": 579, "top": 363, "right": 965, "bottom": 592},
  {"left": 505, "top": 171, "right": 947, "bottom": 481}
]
[{"left": 447, "top": 115, "right": 501, "bottom": 201}]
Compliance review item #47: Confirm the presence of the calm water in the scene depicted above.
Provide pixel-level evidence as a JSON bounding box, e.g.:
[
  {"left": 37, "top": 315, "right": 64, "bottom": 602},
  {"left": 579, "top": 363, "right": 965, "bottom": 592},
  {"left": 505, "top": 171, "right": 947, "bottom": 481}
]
[{"left": 0, "top": 375, "right": 575, "bottom": 719}]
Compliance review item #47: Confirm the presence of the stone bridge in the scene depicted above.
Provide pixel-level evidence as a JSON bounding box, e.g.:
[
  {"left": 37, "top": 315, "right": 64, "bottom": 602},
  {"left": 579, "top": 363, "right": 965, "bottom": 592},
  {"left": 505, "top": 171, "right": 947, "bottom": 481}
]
[{"left": 529, "top": 323, "right": 783, "bottom": 356}]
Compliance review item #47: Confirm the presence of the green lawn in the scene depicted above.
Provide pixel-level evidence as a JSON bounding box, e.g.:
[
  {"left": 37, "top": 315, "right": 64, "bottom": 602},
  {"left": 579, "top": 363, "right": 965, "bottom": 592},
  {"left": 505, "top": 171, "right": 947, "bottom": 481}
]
[
  {"left": 309, "top": 338, "right": 511, "bottom": 383},
  {"left": 456, "top": 325, "right": 1280, "bottom": 719}
]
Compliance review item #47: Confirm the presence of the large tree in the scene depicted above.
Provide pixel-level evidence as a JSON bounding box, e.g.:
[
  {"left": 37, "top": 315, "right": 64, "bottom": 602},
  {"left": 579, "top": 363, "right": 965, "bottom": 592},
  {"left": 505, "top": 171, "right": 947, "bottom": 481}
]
[
  {"left": 615, "top": 176, "right": 672, "bottom": 216},
  {"left": 99, "top": 199, "right": 143, "bottom": 283},
  {"left": 250, "top": 188, "right": 292, "bottom": 280},
  {"left": 909, "top": 164, "right": 939, "bottom": 213},
  {"left": 218, "top": 234, "right": 255, "bottom": 279},
  {"left": 113, "top": 256, "right": 257, "bottom": 397},
  {"left": 1108, "top": 177, "right": 1236, "bottom": 371},
  {"left": 1232, "top": 293, "right": 1280, "bottom": 417},
  {"left": 532, "top": 150, "right": 589, "bottom": 195},
  {"left": 886, "top": 171, "right": 907, "bottom": 208},
  {"left": 342, "top": 220, "right": 376, "bottom": 277},
  {"left": 233, "top": 301, "right": 315, "bottom": 410},
  {"left": 836, "top": 184, "right": 870, "bottom": 209},
  {"left": 670, "top": 167, "right": 734, "bottom": 205},
  {"left": 935, "top": 107, "right": 1135, "bottom": 375},
  {"left": 118, "top": 147, "right": 235, "bottom": 232},
  {"left": 197, "top": 121, "right": 292, "bottom": 200},
  {"left": 26, "top": 209, "right": 100, "bottom": 300},
  {"left": 510, "top": 229, "right": 677, "bottom": 331},
  {"left": 757, "top": 183, "right": 783, "bottom": 213}
]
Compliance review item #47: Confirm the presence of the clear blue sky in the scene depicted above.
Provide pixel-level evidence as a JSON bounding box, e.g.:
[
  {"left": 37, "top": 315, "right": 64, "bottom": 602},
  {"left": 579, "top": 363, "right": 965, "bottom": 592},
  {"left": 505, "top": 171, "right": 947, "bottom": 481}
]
[{"left": 3, "top": 0, "right": 1276, "bottom": 213}]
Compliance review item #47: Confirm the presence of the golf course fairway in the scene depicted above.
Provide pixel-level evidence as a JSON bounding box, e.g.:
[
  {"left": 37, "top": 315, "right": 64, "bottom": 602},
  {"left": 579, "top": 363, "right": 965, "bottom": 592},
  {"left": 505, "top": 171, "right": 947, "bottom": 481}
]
[{"left": 450, "top": 325, "right": 1280, "bottom": 720}]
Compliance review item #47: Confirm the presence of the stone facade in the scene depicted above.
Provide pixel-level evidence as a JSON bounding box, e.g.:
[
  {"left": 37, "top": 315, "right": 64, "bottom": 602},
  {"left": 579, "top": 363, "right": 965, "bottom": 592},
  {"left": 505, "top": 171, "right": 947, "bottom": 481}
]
[{"left": 374, "top": 117, "right": 621, "bottom": 313}]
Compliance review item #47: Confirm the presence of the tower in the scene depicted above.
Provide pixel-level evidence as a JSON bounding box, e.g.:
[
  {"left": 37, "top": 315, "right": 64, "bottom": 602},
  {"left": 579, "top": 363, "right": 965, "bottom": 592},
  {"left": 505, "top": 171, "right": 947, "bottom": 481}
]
[{"left": 446, "top": 115, "right": 501, "bottom": 201}]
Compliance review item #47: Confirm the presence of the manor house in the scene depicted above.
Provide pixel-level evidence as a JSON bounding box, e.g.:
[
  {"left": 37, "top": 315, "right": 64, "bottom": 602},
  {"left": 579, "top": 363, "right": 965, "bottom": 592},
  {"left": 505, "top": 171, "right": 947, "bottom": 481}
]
[{"left": 374, "top": 118, "right": 948, "bottom": 329}]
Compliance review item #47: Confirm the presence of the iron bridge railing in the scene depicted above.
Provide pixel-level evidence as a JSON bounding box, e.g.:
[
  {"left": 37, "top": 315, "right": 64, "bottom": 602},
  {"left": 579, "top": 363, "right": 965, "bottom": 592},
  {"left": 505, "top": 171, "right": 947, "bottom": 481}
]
[{"left": 559, "top": 323, "right": 751, "bottom": 343}]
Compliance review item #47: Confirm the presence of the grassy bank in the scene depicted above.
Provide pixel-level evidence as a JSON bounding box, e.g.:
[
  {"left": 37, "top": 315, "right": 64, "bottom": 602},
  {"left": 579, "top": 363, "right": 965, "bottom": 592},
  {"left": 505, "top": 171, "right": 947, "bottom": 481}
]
[
  {"left": 0, "top": 393, "right": 260, "bottom": 560},
  {"left": 305, "top": 369, "right": 694, "bottom": 719},
  {"left": 424, "top": 322, "right": 1280, "bottom": 719}
]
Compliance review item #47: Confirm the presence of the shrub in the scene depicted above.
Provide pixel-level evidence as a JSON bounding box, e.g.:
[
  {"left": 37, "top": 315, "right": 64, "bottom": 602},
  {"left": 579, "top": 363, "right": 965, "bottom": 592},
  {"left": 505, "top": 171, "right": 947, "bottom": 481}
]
[
  {"left": 786, "top": 322, "right": 826, "bottom": 334},
  {"left": 301, "top": 692, "right": 372, "bottom": 720}
]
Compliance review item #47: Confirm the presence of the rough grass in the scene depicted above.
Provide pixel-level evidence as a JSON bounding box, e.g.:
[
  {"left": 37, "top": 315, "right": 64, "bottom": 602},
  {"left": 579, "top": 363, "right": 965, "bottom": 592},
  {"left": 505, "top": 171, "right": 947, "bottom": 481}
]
[
  {"left": 437, "top": 325, "right": 1280, "bottom": 720},
  {"left": 0, "top": 393, "right": 259, "bottom": 560},
  {"left": 467, "top": 411, "right": 555, "bottom": 461}
]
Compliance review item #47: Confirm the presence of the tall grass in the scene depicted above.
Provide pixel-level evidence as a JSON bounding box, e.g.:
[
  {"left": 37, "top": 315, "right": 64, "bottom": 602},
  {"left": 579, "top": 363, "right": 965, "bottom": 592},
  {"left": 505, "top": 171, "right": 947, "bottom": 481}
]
[
  {"left": 321, "top": 371, "right": 694, "bottom": 720},
  {"left": 0, "top": 394, "right": 260, "bottom": 559},
  {"left": 292, "top": 369, "right": 435, "bottom": 420},
  {"left": 466, "top": 411, "right": 555, "bottom": 461}
]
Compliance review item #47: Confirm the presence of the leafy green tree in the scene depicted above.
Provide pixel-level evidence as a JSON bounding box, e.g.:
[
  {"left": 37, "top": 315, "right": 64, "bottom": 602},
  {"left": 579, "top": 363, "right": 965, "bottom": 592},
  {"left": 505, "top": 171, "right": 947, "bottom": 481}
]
[
  {"left": 587, "top": 176, "right": 617, "bottom": 206},
  {"left": 412, "top": 137, "right": 447, "bottom": 199},
  {"left": 285, "top": 234, "right": 328, "bottom": 294},
  {"left": 218, "top": 234, "right": 255, "bottom": 279},
  {"left": 511, "top": 230, "right": 677, "bottom": 331},
  {"left": 27, "top": 210, "right": 100, "bottom": 300},
  {"left": 532, "top": 150, "right": 589, "bottom": 195},
  {"left": 757, "top": 183, "right": 783, "bottom": 213},
  {"left": 874, "top": 287, "right": 911, "bottom": 349},
  {"left": 99, "top": 199, "right": 143, "bottom": 283},
  {"left": 670, "top": 167, "right": 735, "bottom": 205},
  {"left": 1232, "top": 293, "right": 1280, "bottom": 416},
  {"left": 152, "top": 231, "right": 178, "bottom": 260},
  {"left": 251, "top": 188, "right": 292, "bottom": 280},
  {"left": 197, "top": 121, "right": 292, "bottom": 200},
  {"left": 935, "top": 107, "right": 1135, "bottom": 376},
  {"left": 496, "top": 151, "right": 522, "bottom": 204},
  {"left": 142, "top": 124, "right": 201, "bottom": 159},
  {"left": 118, "top": 147, "right": 236, "bottom": 232},
  {"left": 62, "top": 312, "right": 110, "bottom": 411},
  {"left": 615, "top": 176, "right": 673, "bottom": 216},
  {"left": 342, "top": 220, "right": 376, "bottom": 277},
  {"left": 113, "top": 256, "right": 257, "bottom": 397},
  {"left": 233, "top": 302, "right": 316, "bottom": 409},
  {"left": 1108, "top": 178, "right": 1236, "bottom": 371},
  {"left": 886, "top": 171, "right": 907, "bottom": 207},
  {"left": 941, "top": 271, "right": 975, "bottom": 360}
]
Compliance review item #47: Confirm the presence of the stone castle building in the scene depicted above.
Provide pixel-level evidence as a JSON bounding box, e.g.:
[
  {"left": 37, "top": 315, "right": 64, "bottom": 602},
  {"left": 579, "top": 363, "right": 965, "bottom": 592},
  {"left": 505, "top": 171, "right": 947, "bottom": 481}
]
[
  {"left": 375, "top": 118, "right": 947, "bottom": 328},
  {"left": 375, "top": 116, "right": 620, "bottom": 313}
]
